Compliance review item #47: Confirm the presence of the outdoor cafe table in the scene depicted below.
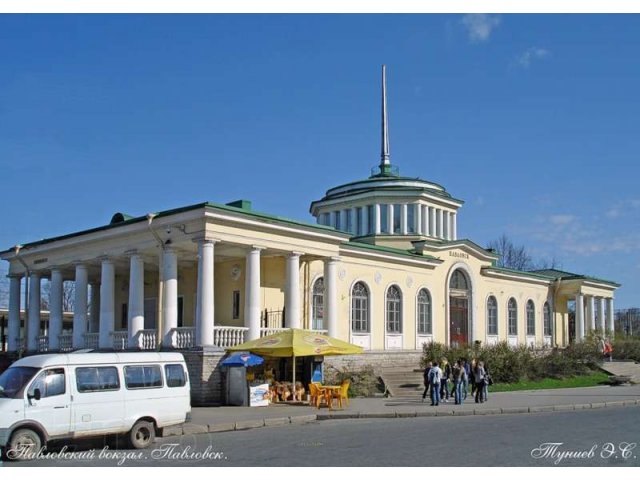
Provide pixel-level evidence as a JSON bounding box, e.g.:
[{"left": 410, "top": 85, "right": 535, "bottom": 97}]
[{"left": 318, "top": 385, "right": 341, "bottom": 410}]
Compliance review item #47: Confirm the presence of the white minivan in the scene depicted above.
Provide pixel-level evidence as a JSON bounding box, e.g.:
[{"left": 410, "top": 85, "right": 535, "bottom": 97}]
[{"left": 0, "top": 351, "right": 191, "bottom": 460}]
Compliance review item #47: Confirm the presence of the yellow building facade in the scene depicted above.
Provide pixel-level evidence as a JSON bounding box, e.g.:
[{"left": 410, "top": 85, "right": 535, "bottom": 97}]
[{"left": 1, "top": 67, "right": 619, "bottom": 361}]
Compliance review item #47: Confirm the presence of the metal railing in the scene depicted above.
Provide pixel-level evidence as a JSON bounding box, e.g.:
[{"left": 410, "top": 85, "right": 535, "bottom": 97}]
[
  {"left": 59, "top": 334, "right": 73, "bottom": 352},
  {"left": 37, "top": 335, "right": 49, "bottom": 352}
]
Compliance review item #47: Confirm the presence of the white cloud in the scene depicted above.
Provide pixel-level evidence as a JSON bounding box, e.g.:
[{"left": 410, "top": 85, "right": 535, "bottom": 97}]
[
  {"left": 606, "top": 208, "right": 621, "bottom": 219},
  {"left": 460, "top": 14, "right": 501, "bottom": 43},
  {"left": 514, "top": 47, "right": 550, "bottom": 68}
]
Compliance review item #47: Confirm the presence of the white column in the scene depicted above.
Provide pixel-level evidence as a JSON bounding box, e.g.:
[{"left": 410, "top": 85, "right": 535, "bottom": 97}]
[
  {"left": 429, "top": 207, "right": 436, "bottom": 237},
  {"left": 597, "top": 297, "right": 606, "bottom": 332},
  {"left": 128, "top": 252, "right": 145, "bottom": 347},
  {"left": 401, "top": 204, "right": 408, "bottom": 235},
  {"left": 99, "top": 259, "right": 115, "bottom": 349},
  {"left": 443, "top": 211, "right": 450, "bottom": 240},
  {"left": 374, "top": 204, "right": 381, "bottom": 234},
  {"left": 362, "top": 206, "right": 369, "bottom": 236},
  {"left": 7, "top": 275, "right": 21, "bottom": 352},
  {"left": 415, "top": 203, "right": 422, "bottom": 235},
  {"left": 73, "top": 264, "right": 88, "bottom": 349},
  {"left": 388, "top": 204, "right": 394, "bottom": 233},
  {"left": 607, "top": 298, "right": 615, "bottom": 336},
  {"left": 285, "top": 252, "right": 302, "bottom": 329},
  {"left": 422, "top": 206, "right": 429, "bottom": 236},
  {"left": 586, "top": 296, "right": 595, "bottom": 332},
  {"left": 49, "top": 269, "right": 64, "bottom": 351},
  {"left": 89, "top": 283, "right": 100, "bottom": 333},
  {"left": 350, "top": 207, "right": 357, "bottom": 234},
  {"left": 575, "top": 293, "right": 584, "bottom": 342},
  {"left": 162, "top": 248, "right": 178, "bottom": 347},
  {"left": 244, "top": 247, "right": 263, "bottom": 341},
  {"left": 324, "top": 257, "right": 339, "bottom": 338},
  {"left": 451, "top": 212, "right": 457, "bottom": 240},
  {"left": 195, "top": 240, "right": 216, "bottom": 347},
  {"left": 27, "top": 273, "right": 41, "bottom": 351}
]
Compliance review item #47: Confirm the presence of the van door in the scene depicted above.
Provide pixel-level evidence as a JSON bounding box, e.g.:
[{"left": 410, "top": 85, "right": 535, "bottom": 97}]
[
  {"left": 25, "top": 367, "right": 71, "bottom": 438},
  {"left": 71, "top": 366, "right": 125, "bottom": 436}
]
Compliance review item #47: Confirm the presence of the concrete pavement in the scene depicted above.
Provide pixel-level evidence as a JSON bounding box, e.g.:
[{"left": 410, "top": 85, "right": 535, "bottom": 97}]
[{"left": 161, "top": 384, "right": 640, "bottom": 437}]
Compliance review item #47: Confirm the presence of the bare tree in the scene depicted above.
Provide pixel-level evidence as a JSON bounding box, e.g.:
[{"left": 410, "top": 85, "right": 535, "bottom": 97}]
[
  {"left": 487, "top": 234, "right": 562, "bottom": 272},
  {"left": 41, "top": 280, "right": 76, "bottom": 312}
]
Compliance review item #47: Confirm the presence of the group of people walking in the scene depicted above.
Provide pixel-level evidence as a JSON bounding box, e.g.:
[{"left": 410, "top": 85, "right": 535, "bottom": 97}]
[{"left": 422, "top": 357, "right": 491, "bottom": 406}]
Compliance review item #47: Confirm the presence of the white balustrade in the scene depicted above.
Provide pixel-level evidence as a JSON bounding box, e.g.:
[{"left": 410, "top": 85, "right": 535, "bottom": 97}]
[
  {"left": 171, "top": 327, "right": 195, "bottom": 349},
  {"left": 260, "top": 327, "right": 288, "bottom": 337},
  {"left": 58, "top": 334, "right": 73, "bottom": 352},
  {"left": 134, "top": 329, "right": 157, "bottom": 350},
  {"left": 83, "top": 333, "right": 99, "bottom": 350},
  {"left": 37, "top": 335, "right": 49, "bottom": 352},
  {"left": 214, "top": 326, "right": 249, "bottom": 348},
  {"left": 111, "top": 331, "right": 129, "bottom": 351}
]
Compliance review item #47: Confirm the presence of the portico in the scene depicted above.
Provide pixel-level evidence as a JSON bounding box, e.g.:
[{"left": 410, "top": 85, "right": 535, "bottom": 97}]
[{"left": 1, "top": 203, "right": 347, "bottom": 354}]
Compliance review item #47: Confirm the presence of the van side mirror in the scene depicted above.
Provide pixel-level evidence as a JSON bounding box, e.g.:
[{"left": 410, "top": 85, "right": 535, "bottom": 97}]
[{"left": 28, "top": 388, "right": 42, "bottom": 401}]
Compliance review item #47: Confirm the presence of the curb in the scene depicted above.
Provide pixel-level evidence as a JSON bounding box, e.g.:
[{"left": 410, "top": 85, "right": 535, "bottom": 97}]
[{"left": 160, "top": 399, "right": 640, "bottom": 438}]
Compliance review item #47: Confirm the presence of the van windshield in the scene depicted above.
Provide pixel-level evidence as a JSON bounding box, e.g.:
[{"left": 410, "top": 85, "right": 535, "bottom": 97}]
[{"left": 0, "top": 367, "right": 39, "bottom": 399}]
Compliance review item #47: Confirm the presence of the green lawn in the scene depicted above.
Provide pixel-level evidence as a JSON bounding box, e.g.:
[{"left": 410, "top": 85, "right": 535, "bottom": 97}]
[{"left": 489, "top": 371, "right": 610, "bottom": 393}]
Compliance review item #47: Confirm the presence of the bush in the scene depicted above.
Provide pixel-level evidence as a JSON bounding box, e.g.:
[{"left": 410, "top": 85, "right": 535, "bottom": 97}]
[
  {"left": 421, "top": 339, "right": 601, "bottom": 385},
  {"left": 612, "top": 337, "right": 640, "bottom": 362},
  {"left": 323, "top": 362, "right": 384, "bottom": 397}
]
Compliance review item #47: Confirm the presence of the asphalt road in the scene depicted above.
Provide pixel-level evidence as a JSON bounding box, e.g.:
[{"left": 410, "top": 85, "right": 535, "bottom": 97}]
[{"left": 5, "top": 406, "right": 640, "bottom": 467}]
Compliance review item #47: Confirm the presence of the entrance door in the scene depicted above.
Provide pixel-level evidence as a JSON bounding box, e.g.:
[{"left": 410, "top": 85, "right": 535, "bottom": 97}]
[{"left": 449, "top": 297, "right": 469, "bottom": 346}]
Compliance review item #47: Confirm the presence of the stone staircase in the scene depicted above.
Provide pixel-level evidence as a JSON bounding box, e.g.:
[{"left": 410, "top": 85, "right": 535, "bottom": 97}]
[
  {"left": 380, "top": 366, "right": 427, "bottom": 400},
  {"left": 599, "top": 360, "right": 640, "bottom": 384}
]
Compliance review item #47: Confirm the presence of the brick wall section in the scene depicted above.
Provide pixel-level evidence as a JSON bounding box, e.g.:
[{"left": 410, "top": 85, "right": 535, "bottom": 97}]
[
  {"left": 324, "top": 350, "right": 424, "bottom": 374},
  {"left": 182, "top": 349, "right": 226, "bottom": 406}
]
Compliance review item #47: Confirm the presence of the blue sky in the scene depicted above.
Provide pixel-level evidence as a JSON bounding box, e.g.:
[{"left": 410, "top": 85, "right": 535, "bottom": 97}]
[{"left": 0, "top": 14, "right": 638, "bottom": 307}]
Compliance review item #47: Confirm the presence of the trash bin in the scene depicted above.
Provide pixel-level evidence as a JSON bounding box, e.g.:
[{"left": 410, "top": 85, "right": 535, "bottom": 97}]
[{"left": 225, "top": 365, "right": 249, "bottom": 406}]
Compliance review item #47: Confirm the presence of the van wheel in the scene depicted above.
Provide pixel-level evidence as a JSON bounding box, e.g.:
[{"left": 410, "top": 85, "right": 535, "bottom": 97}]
[
  {"left": 7, "top": 428, "right": 42, "bottom": 461},
  {"left": 129, "top": 420, "right": 155, "bottom": 449}
]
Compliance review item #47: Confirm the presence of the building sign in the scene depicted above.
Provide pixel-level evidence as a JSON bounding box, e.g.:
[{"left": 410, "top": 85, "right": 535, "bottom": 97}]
[{"left": 449, "top": 251, "right": 469, "bottom": 260}]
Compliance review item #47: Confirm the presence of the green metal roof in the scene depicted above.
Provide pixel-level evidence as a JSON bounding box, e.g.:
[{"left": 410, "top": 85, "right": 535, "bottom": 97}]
[
  {"left": 482, "top": 266, "right": 554, "bottom": 281},
  {"left": 342, "top": 240, "right": 441, "bottom": 262},
  {"left": 530, "top": 269, "right": 621, "bottom": 287},
  {"left": 1, "top": 201, "right": 349, "bottom": 255}
]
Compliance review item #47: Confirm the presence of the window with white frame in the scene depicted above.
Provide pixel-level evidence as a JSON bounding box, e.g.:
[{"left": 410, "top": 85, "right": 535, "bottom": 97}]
[
  {"left": 356, "top": 207, "right": 363, "bottom": 235},
  {"left": 487, "top": 296, "right": 498, "bottom": 335},
  {"left": 380, "top": 205, "right": 389, "bottom": 233},
  {"left": 417, "top": 288, "right": 432, "bottom": 334},
  {"left": 407, "top": 204, "right": 416, "bottom": 233},
  {"left": 526, "top": 300, "right": 535, "bottom": 336},
  {"left": 367, "top": 205, "right": 375, "bottom": 234},
  {"left": 508, "top": 298, "right": 518, "bottom": 335},
  {"left": 543, "top": 302, "right": 552, "bottom": 336},
  {"left": 345, "top": 209, "right": 353, "bottom": 233},
  {"left": 393, "top": 204, "right": 401, "bottom": 234},
  {"left": 312, "top": 277, "right": 324, "bottom": 330},
  {"left": 351, "top": 282, "right": 370, "bottom": 333},
  {"left": 386, "top": 285, "right": 402, "bottom": 333}
]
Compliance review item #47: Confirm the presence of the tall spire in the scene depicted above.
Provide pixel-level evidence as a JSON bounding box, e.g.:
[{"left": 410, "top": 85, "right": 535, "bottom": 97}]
[{"left": 380, "top": 64, "right": 390, "bottom": 168}]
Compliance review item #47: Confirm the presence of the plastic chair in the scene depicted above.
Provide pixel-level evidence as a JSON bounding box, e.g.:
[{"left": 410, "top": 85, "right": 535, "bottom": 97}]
[
  {"left": 309, "top": 382, "right": 326, "bottom": 408},
  {"left": 332, "top": 379, "right": 350, "bottom": 408}
]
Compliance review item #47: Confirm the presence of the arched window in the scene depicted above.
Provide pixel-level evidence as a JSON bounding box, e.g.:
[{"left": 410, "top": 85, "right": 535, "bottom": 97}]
[
  {"left": 351, "top": 282, "right": 370, "bottom": 333},
  {"left": 487, "top": 296, "right": 498, "bottom": 335},
  {"left": 417, "top": 289, "right": 432, "bottom": 334},
  {"left": 543, "top": 302, "right": 552, "bottom": 336},
  {"left": 508, "top": 298, "right": 518, "bottom": 336},
  {"left": 449, "top": 270, "right": 469, "bottom": 290},
  {"left": 312, "top": 277, "right": 324, "bottom": 330},
  {"left": 386, "top": 285, "right": 402, "bottom": 333},
  {"left": 526, "top": 300, "right": 535, "bottom": 336}
]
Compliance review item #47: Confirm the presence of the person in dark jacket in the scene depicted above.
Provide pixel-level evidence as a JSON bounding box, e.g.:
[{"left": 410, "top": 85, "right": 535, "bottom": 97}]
[
  {"left": 421, "top": 361, "right": 433, "bottom": 402},
  {"left": 474, "top": 361, "right": 486, "bottom": 404},
  {"left": 440, "top": 357, "right": 452, "bottom": 403}
]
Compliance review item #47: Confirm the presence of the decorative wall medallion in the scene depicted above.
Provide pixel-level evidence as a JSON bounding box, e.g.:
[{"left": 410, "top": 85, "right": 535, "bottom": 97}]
[
  {"left": 231, "top": 264, "right": 241, "bottom": 281},
  {"left": 338, "top": 268, "right": 346, "bottom": 280},
  {"left": 374, "top": 271, "right": 382, "bottom": 285},
  {"left": 406, "top": 276, "right": 414, "bottom": 288}
]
